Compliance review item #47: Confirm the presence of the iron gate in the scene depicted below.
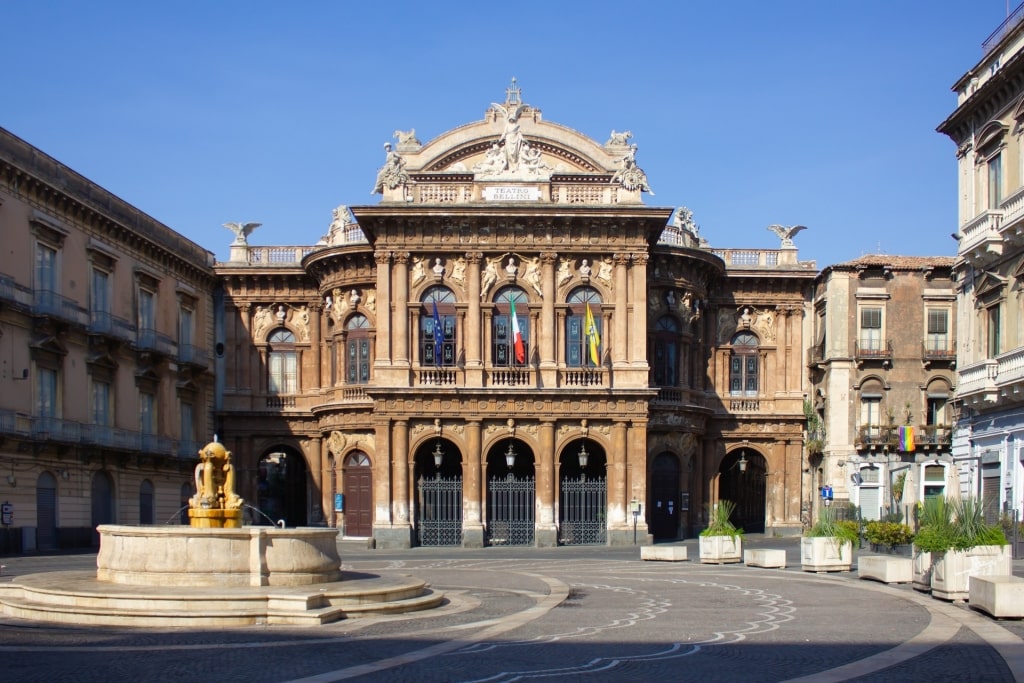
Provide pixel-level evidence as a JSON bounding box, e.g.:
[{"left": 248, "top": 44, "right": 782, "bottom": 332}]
[
  {"left": 560, "top": 476, "right": 607, "bottom": 545},
  {"left": 487, "top": 475, "right": 535, "bottom": 546},
  {"left": 417, "top": 476, "right": 463, "bottom": 546}
]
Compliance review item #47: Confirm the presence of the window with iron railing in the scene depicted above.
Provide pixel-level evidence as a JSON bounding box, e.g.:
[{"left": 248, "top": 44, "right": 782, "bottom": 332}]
[
  {"left": 925, "top": 308, "right": 949, "bottom": 353},
  {"left": 859, "top": 307, "right": 883, "bottom": 351}
]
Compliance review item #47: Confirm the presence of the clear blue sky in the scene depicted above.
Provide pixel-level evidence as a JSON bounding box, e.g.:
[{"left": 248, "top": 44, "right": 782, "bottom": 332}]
[{"left": 1, "top": 1, "right": 1012, "bottom": 266}]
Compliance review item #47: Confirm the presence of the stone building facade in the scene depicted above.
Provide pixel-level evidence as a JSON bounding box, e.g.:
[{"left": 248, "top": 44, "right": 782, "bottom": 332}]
[
  {"left": 215, "top": 83, "right": 817, "bottom": 547},
  {"left": 808, "top": 255, "right": 957, "bottom": 522},
  {"left": 939, "top": 5, "right": 1024, "bottom": 522},
  {"left": 0, "top": 127, "right": 215, "bottom": 552}
]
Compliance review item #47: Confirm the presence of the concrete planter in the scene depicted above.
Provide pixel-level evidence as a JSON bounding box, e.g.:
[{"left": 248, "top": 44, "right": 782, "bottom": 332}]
[
  {"left": 698, "top": 535, "right": 742, "bottom": 564},
  {"left": 930, "top": 544, "right": 1012, "bottom": 601},
  {"left": 911, "top": 545, "right": 933, "bottom": 592},
  {"left": 801, "top": 536, "right": 853, "bottom": 572}
]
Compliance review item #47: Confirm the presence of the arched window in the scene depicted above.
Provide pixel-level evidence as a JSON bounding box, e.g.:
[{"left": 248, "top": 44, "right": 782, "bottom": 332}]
[
  {"left": 653, "top": 316, "right": 679, "bottom": 386},
  {"left": 421, "top": 286, "right": 456, "bottom": 366},
  {"left": 493, "top": 286, "right": 530, "bottom": 366},
  {"left": 346, "top": 314, "right": 371, "bottom": 384},
  {"left": 268, "top": 328, "right": 297, "bottom": 394},
  {"left": 566, "top": 287, "right": 603, "bottom": 367},
  {"left": 729, "top": 331, "right": 759, "bottom": 396}
]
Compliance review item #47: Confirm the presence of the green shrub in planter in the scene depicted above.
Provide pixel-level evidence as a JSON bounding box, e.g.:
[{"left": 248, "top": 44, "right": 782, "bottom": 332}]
[
  {"left": 913, "top": 496, "right": 1007, "bottom": 552},
  {"left": 700, "top": 500, "right": 743, "bottom": 538},
  {"left": 864, "top": 521, "right": 913, "bottom": 551}
]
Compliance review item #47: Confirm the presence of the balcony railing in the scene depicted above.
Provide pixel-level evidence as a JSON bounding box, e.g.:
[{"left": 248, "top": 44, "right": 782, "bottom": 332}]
[
  {"left": 560, "top": 368, "right": 606, "bottom": 387},
  {"left": 0, "top": 410, "right": 29, "bottom": 436},
  {"left": 417, "top": 368, "right": 459, "bottom": 386},
  {"left": 808, "top": 342, "right": 825, "bottom": 365},
  {"left": 266, "top": 395, "right": 297, "bottom": 408},
  {"left": 136, "top": 327, "right": 177, "bottom": 355},
  {"left": 0, "top": 273, "right": 15, "bottom": 303},
  {"left": 177, "top": 439, "right": 201, "bottom": 459},
  {"left": 855, "top": 340, "right": 893, "bottom": 363},
  {"left": 82, "top": 424, "right": 141, "bottom": 451},
  {"left": 178, "top": 344, "right": 210, "bottom": 368},
  {"left": 489, "top": 368, "right": 533, "bottom": 387},
  {"left": 857, "top": 426, "right": 898, "bottom": 449},
  {"left": 855, "top": 425, "right": 952, "bottom": 450},
  {"left": 958, "top": 358, "right": 1000, "bottom": 400},
  {"left": 140, "top": 433, "right": 175, "bottom": 455},
  {"left": 31, "top": 416, "right": 82, "bottom": 442},
  {"left": 729, "top": 398, "right": 762, "bottom": 413},
  {"left": 31, "top": 289, "right": 89, "bottom": 326},
  {"left": 922, "top": 340, "right": 956, "bottom": 362},
  {"left": 89, "top": 311, "right": 137, "bottom": 341}
]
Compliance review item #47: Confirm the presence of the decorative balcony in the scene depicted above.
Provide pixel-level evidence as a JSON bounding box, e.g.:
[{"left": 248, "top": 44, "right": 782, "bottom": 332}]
[
  {"left": 140, "top": 433, "right": 175, "bottom": 455},
  {"left": 81, "top": 424, "right": 141, "bottom": 451},
  {"left": 417, "top": 368, "right": 459, "bottom": 386},
  {"left": 0, "top": 410, "right": 30, "bottom": 437},
  {"left": 958, "top": 358, "right": 1000, "bottom": 403},
  {"left": 560, "top": 368, "right": 606, "bottom": 387},
  {"left": 489, "top": 368, "right": 533, "bottom": 387},
  {"left": 136, "top": 327, "right": 177, "bottom": 356},
  {"left": 856, "top": 426, "right": 898, "bottom": 450},
  {"left": 855, "top": 340, "right": 893, "bottom": 367},
  {"left": 31, "top": 289, "right": 89, "bottom": 326},
  {"left": 807, "top": 342, "right": 825, "bottom": 366},
  {"left": 959, "top": 209, "right": 1004, "bottom": 267},
  {"left": 178, "top": 344, "right": 210, "bottom": 369},
  {"left": 0, "top": 273, "right": 15, "bottom": 304},
  {"left": 916, "top": 425, "right": 952, "bottom": 449},
  {"left": 266, "top": 395, "right": 297, "bottom": 409},
  {"left": 89, "top": 311, "right": 136, "bottom": 342},
  {"left": 922, "top": 340, "right": 956, "bottom": 367},
  {"left": 30, "top": 416, "right": 82, "bottom": 443}
]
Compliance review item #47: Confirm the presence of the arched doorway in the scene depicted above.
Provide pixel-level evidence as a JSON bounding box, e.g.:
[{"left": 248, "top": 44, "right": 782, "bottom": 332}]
[
  {"left": 342, "top": 451, "right": 373, "bottom": 537},
  {"left": 718, "top": 448, "right": 766, "bottom": 533},
  {"left": 558, "top": 439, "right": 607, "bottom": 545},
  {"left": 414, "top": 438, "right": 462, "bottom": 546},
  {"left": 90, "top": 470, "right": 115, "bottom": 546},
  {"left": 486, "top": 438, "right": 535, "bottom": 546},
  {"left": 36, "top": 472, "right": 58, "bottom": 550},
  {"left": 650, "top": 453, "right": 681, "bottom": 540},
  {"left": 257, "top": 448, "right": 308, "bottom": 527}
]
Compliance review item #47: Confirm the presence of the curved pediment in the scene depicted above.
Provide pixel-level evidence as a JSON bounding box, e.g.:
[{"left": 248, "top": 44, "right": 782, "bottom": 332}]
[{"left": 370, "top": 80, "right": 654, "bottom": 205}]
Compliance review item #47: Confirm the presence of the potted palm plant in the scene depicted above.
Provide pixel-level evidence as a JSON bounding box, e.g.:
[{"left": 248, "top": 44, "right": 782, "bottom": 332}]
[
  {"left": 801, "top": 507, "right": 859, "bottom": 572},
  {"left": 910, "top": 496, "right": 948, "bottom": 592},
  {"left": 699, "top": 500, "right": 743, "bottom": 564},
  {"left": 921, "top": 497, "right": 1010, "bottom": 601}
]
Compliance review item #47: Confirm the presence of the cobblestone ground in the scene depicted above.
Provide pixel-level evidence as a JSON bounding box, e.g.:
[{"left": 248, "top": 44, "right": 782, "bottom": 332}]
[{"left": 1, "top": 541, "right": 1022, "bottom": 682}]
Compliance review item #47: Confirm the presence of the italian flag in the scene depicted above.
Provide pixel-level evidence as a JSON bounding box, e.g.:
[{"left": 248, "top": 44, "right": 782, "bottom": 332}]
[{"left": 510, "top": 297, "right": 525, "bottom": 364}]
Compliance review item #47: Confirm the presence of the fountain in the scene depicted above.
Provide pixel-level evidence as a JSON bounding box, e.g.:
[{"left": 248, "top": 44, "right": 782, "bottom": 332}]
[{"left": 0, "top": 441, "right": 442, "bottom": 625}]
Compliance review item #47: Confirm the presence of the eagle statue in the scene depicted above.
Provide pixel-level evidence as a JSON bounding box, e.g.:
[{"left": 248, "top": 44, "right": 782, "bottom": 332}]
[
  {"left": 223, "top": 222, "right": 262, "bottom": 245},
  {"left": 767, "top": 224, "right": 807, "bottom": 248}
]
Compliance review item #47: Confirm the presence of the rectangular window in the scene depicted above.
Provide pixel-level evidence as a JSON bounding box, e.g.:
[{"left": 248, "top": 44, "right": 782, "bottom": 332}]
[
  {"left": 139, "top": 392, "right": 155, "bottom": 435},
  {"left": 91, "top": 268, "right": 110, "bottom": 316},
  {"left": 861, "top": 398, "right": 881, "bottom": 435},
  {"left": 35, "top": 243, "right": 58, "bottom": 293},
  {"left": 988, "top": 304, "right": 1001, "bottom": 357},
  {"left": 860, "top": 307, "right": 882, "bottom": 351},
  {"left": 37, "top": 367, "right": 58, "bottom": 418},
  {"left": 926, "top": 308, "right": 949, "bottom": 352},
  {"left": 269, "top": 352, "right": 297, "bottom": 393},
  {"left": 179, "top": 306, "right": 193, "bottom": 348},
  {"left": 988, "top": 153, "right": 1003, "bottom": 208},
  {"left": 91, "top": 381, "right": 111, "bottom": 426},
  {"left": 180, "top": 402, "right": 194, "bottom": 444},
  {"left": 138, "top": 288, "right": 155, "bottom": 334}
]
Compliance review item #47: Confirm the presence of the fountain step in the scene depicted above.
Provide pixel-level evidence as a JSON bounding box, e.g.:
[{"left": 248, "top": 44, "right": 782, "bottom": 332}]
[{"left": 0, "top": 571, "right": 443, "bottom": 627}]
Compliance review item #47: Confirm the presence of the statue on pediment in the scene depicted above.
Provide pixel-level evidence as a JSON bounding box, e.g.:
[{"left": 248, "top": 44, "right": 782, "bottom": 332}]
[
  {"left": 606, "top": 130, "right": 632, "bottom": 147},
  {"left": 371, "top": 143, "right": 410, "bottom": 196},
  {"left": 610, "top": 144, "right": 654, "bottom": 195}
]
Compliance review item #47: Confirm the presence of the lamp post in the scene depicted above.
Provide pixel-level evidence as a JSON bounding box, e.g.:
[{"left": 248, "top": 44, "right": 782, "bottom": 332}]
[
  {"left": 578, "top": 443, "right": 588, "bottom": 480},
  {"left": 432, "top": 441, "right": 443, "bottom": 478},
  {"left": 505, "top": 441, "right": 517, "bottom": 470}
]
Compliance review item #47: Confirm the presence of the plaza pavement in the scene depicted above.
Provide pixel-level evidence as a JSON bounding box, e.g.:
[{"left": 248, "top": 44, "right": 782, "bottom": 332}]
[{"left": 1, "top": 535, "right": 1024, "bottom": 682}]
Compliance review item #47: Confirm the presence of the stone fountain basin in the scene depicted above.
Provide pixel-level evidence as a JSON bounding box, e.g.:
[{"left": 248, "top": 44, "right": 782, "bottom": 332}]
[{"left": 96, "top": 524, "right": 343, "bottom": 587}]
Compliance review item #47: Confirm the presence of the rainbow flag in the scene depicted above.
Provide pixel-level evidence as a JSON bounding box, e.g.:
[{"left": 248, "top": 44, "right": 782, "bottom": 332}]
[{"left": 898, "top": 426, "right": 915, "bottom": 452}]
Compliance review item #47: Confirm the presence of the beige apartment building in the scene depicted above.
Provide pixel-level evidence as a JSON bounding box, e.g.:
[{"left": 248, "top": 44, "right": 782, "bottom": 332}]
[
  {"left": 215, "top": 83, "right": 816, "bottom": 547},
  {"left": 939, "top": 4, "right": 1024, "bottom": 522},
  {"left": 0, "top": 128, "right": 216, "bottom": 552},
  {"left": 808, "top": 255, "right": 957, "bottom": 522}
]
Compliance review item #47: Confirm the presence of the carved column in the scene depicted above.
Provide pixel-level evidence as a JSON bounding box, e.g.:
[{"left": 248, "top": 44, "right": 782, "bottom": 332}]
[
  {"left": 237, "top": 303, "right": 251, "bottom": 393},
  {"left": 393, "top": 420, "right": 411, "bottom": 532},
  {"left": 613, "top": 253, "right": 629, "bottom": 367},
  {"left": 610, "top": 421, "right": 628, "bottom": 528},
  {"left": 631, "top": 254, "right": 649, "bottom": 368},
  {"left": 374, "top": 251, "right": 392, "bottom": 364},
  {"left": 536, "top": 420, "right": 557, "bottom": 547},
  {"left": 627, "top": 419, "right": 650, "bottom": 541},
  {"left": 466, "top": 252, "right": 483, "bottom": 377},
  {"left": 540, "top": 253, "right": 556, "bottom": 368},
  {"left": 309, "top": 302, "right": 322, "bottom": 391},
  {"left": 372, "top": 419, "right": 393, "bottom": 529},
  {"left": 394, "top": 252, "right": 410, "bottom": 366},
  {"left": 463, "top": 420, "right": 484, "bottom": 547},
  {"left": 307, "top": 436, "right": 325, "bottom": 525}
]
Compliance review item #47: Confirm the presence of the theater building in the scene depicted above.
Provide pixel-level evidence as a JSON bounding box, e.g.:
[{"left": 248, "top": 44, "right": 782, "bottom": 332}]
[{"left": 215, "top": 82, "right": 816, "bottom": 547}]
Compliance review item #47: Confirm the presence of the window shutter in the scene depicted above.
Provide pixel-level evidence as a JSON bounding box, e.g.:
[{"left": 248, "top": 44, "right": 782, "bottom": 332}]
[
  {"left": 927, "top": 309, "right": 947, "bottom": 335},
  {"left": 861, "top": 308, "right": 882, "bottom": 329}
]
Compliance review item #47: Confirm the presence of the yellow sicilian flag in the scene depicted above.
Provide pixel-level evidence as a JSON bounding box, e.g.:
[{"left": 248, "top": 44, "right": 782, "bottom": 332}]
[{"left": 585, "top": 302, "right": 600, "bottom": 366}]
